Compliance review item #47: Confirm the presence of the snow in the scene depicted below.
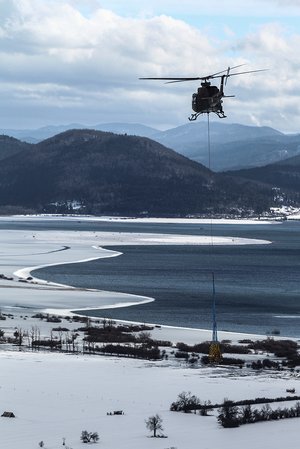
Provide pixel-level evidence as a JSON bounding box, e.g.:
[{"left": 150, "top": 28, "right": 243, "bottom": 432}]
[
  {"left": 287, "top": 213, "right": 300, "bottom": 220},
  {"left": 270, "top": 206, "right": 300, "bottom": 219},
  {"left": 0, "top": 216, "right": 298, "bottom": 449},
  {"left": 0, "top": 348, "right": 299, "bottom": 449},
  {"left": 7, "top": 214, "right": 277, "bottom": 224}
]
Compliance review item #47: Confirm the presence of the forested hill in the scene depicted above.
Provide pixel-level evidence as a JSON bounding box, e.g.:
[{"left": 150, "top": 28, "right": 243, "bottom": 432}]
[
  {"left": 0, "top": 135, "right": 31, "bottom": 161},
  {"left": 228, "top": 153, "right": 300, "bottom": 196},
  {"left": 0, "top": 129, "right": 277, "bottom": 215}
]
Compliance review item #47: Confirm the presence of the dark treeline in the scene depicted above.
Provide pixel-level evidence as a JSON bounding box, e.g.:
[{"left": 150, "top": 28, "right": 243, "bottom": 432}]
[
  {"left": 176, "top": 341, "right": 250, "bottom": 355},
  {"left": 170, "top": 391, "right": 300, "bottom": 413},
  {"left": 218, "top": 401, "right": 300, "bottom": 428},
  {"left": 93, "top": 343, "right": 161, "bottom": 360}
]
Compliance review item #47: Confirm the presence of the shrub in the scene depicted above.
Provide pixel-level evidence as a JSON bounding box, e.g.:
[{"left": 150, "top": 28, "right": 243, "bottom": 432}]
[
  {"left": 170, "top": 391, "right": 200, "bottom": 412},
  {"left": 176, "top": 341, "right": 249, "bottom": 355},
  {"left": 217, "top": 401, "right": 240, "bottom": 428},
  {"left": 175, "top": 351, "right": 189, "bottom": 359},
  {"left": 249, "top": 339, "right": 298, "bottom": 357},
  {"left": 201, "top": 356, "right": 245, "bottom": 366},
  {"left": 96, "top": 344, "right": 161, "bottom": 360},
  {"left": 80, "top": 430, "right": 99, "bottom": 443}
]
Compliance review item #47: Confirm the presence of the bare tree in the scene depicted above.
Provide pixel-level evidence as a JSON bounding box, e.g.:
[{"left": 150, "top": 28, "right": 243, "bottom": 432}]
[
  {"left": 145, "top": 414, "right": 163, "bottom": 438},
  {"left": 90, "top": 433, "right": 99, "bottom": 443},
  {"left": 30, "top": 325, "right": 40, "bottom": 350},
  {"left": 71, "top": 331, "right": 78, "bottom": 352},
  {"left": 14, "top": 327, "right": 24, "bottom": 346},
  {"left": 170, "top": 391, "right": 200, "bottom": 413}
]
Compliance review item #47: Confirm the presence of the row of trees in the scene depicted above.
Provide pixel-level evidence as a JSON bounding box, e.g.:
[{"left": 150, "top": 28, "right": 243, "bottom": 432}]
[
  {"left": 0, "top": 318, "right": 167, "bottom": 361},
  {"left": 218, "top": 401, "right": 300, "bottom": 428},
  {"left": 170, "top": 391, "right": 300, "bottom": 428},
  {"left": 0, "top": 325, "right": 81, "bottom": 352},
  {"left": 95, "top": 343, "right": 161, "bottom": 360},
  {"left": 176, "top": 341, "right": 250, "bottom": 355},
  {"left": 170, "top": 391, "right": 300, "bottom": 414}
]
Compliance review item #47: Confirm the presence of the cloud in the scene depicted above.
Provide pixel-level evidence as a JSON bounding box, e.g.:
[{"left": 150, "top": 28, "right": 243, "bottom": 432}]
[
  {"left": 221, "top": 22, "right": 300, "bottom": 131},
  {"left": 0, "top": 2, "right": 217, "bottom": 79},
  {"left": 0, "top": 0, "right": 300, "bottom": 132},
  {"left": 0, "top": 1, "right": 219, "bottom": 125}
]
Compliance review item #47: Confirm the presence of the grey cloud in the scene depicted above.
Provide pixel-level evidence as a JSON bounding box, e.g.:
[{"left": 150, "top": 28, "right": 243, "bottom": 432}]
[{"left": 0, "top": 1, "right": 299, "bottom": 132}]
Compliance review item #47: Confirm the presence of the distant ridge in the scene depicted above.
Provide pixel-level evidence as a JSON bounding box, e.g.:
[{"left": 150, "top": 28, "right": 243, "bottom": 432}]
[
  {"left": 152, "top": 122, "right": 297, "bottom": 171},
  {"left": 2, "top": 122, "right": 299, "bottom": 171},
  {"left": 0, "top": 123, "right": 158, "bottom": 143}
]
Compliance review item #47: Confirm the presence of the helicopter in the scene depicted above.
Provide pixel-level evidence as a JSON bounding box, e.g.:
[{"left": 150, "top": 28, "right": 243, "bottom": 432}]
[{"left": 140, "top": 65, "right": 267, "bottom": 121}]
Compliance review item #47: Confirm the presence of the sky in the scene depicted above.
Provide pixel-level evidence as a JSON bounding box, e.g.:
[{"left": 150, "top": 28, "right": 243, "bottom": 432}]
[{"left": 1, "top": 0, "right": 300, "bottom": 132}]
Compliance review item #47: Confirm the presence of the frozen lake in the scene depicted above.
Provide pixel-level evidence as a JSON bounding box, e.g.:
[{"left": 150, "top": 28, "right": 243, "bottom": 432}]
[{"left": 26, "top": 217, "right": 300, "bottom": 337}]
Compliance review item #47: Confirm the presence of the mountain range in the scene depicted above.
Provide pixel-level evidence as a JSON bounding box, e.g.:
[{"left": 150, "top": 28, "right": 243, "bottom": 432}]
[
  {"left": 2, "top": 121, "right": 300, "bottom": 172},
  {"left": 0, "top": 130, "right": 275, "bottom": 216}
]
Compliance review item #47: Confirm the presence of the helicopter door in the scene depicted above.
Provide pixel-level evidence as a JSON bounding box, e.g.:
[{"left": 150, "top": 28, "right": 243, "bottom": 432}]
[{"left": 192, "top": 92, "right": 210, "bottom": 113}]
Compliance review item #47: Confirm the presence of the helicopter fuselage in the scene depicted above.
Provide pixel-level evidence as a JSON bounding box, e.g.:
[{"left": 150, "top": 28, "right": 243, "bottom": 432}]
[{"left": 190, "top": 81, "right": 225, "bottom": 120}]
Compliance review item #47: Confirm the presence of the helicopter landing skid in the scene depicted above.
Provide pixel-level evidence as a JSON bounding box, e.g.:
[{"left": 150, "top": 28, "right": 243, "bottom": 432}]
[
  {"left": 188, "top": 110, "right": 227, "bottom": 121},
  {"left": 188, "top": 113, "right": 201, "bottom": 121},
  {"left": 216, "top": 111, "right": 227, "bottom": 118}
]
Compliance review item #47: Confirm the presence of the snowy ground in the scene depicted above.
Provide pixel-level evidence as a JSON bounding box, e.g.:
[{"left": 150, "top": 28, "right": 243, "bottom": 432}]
[
  {"left": 8, "top": 214, "right": 277, "bottom": 224},
  {"left": 1, "top": 347, "right": 300, "bottom": 449},
  {"left": 0, "top": 216, "right": 299, "bottom": 449}
]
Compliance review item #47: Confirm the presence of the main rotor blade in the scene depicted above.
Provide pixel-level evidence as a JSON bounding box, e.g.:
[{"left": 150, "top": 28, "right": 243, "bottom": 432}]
[
  {"left": 139, "top": 67, "right": 266, "bottom": 83},
  {"left": 139, "top": 77, "right": 202, "bottom": 82},
  {"left": 165, "top": 79, "right": 202, "bottom": 84},
  {"left": 225, "top": 68, "right": 268, "bottom": 78},
  {"left": 208, "top": 64, "right": 246, "bottom": 79}
]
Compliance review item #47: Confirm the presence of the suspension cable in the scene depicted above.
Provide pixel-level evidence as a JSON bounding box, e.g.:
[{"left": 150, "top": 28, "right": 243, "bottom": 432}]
[
  {"left": 206, "top": 113, "right": 219, "bottom": 351},
  {"left": 207, "top": 112, "right": 211, "bottom": 170},
  {"left": 207, "top": 113, "right": 214, "bottom": 250}
]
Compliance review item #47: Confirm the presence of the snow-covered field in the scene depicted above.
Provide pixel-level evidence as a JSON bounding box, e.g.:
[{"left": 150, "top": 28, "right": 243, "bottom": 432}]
[
  {"left": 0, "top": 216, "right": 299, "bottom": 449},
  {"left": 1, "top": 347, "right": 299, "bottom": 449}
]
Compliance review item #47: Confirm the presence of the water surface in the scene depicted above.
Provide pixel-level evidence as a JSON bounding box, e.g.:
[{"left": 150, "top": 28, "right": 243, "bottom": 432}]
[{"left": 26, "top": 219, "right": 300, "bottom": 337}]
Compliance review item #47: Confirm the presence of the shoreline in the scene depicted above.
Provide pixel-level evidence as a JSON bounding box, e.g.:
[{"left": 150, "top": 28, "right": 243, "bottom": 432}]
[
  {"left": 14, "top": 246, "right": 123, "bottom": 288},
  {"left": 3, "top": 213, "right": 282, "bottom": 225},
  {"left": 70, "top": 311, "right": 275, "bottom": 343}
]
